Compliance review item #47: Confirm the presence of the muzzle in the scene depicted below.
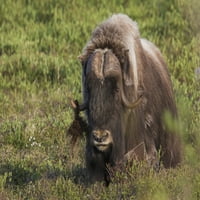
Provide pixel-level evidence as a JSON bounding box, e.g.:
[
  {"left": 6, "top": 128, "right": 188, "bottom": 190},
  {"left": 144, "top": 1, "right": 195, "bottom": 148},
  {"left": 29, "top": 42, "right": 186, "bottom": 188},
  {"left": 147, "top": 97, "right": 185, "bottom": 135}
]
[{"left": 92, "top": 129, "right": 113, "bottom": 152}]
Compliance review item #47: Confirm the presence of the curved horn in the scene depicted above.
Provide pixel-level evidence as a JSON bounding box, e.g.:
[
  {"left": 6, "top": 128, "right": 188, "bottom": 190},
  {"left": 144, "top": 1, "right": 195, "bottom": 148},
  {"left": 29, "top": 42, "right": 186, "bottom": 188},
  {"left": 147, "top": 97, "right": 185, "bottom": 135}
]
[
  {"left": 119, "top": 48, "right": 142, "bottom": 109},
  {"left": 118, "top": 74, "right": 143, "bottom": 109},
  {"left": 121, "top": 89, "right": 143, "bottom": 109}
]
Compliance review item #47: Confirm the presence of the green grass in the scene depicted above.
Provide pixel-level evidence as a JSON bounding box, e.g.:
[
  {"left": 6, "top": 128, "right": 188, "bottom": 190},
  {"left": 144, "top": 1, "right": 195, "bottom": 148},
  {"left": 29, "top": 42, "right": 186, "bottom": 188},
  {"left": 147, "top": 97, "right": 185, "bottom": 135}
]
[{"left": 0, "top": 0, "right": 200, "bottom": 199}]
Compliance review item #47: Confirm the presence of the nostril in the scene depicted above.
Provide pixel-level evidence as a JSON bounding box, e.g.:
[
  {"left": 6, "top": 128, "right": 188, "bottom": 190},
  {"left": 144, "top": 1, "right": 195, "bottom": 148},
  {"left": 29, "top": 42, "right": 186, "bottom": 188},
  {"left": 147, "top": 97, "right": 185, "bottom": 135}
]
[{"left": 93, "top": 134, "right": 101, "bottom": 143}]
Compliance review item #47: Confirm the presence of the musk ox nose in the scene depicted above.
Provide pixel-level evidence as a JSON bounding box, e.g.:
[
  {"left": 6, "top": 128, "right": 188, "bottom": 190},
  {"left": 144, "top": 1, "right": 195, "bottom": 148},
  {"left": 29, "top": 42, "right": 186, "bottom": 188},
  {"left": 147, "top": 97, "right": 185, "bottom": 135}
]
[{"left": 92, "top": 130, "right": 109, "bottom": 143}]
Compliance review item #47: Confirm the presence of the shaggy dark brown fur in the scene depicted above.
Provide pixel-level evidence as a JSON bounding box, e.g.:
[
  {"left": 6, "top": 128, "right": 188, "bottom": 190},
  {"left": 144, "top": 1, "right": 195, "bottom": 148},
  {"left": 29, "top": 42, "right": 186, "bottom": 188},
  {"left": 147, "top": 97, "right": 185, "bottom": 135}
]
[{"left": 76, "top": 14, "right": 182, "bottom": 185}]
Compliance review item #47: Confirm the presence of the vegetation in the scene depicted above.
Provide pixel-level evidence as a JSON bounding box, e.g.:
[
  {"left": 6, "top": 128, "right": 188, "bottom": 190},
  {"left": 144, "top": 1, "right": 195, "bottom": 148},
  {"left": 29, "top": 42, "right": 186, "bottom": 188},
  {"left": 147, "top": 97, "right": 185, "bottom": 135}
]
[{"left": 0, "top": 0, "right": 199, "bottom": 199}]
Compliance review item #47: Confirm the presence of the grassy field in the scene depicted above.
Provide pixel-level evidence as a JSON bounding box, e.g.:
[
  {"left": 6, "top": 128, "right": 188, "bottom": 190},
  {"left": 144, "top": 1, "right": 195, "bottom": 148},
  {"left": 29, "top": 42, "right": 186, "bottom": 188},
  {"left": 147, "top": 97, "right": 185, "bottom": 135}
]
[{"left": 0, "top": 0, "right": 200, "bottom": 199}]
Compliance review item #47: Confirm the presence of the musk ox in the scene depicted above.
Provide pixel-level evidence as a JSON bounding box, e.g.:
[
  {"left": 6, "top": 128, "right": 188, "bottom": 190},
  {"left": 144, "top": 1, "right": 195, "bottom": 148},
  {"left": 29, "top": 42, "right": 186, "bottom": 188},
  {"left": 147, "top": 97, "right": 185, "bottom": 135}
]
[{"left": 71, "top": 14, "right": 182, "bottom": 185}]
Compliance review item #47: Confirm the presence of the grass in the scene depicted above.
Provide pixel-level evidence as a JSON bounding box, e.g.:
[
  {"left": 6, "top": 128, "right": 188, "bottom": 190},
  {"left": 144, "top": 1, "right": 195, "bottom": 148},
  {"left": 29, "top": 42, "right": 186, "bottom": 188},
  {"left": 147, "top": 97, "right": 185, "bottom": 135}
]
[{"left": 0, "top": 0, "right": 200, "bottom": 199}]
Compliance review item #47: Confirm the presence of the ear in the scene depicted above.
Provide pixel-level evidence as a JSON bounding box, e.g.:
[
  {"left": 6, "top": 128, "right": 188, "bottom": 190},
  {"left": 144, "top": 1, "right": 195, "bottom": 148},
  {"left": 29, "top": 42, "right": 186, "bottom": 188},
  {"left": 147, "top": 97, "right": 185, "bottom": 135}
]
[{"left": 122, "top": 49, "right": 135, "bottom": 86}]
